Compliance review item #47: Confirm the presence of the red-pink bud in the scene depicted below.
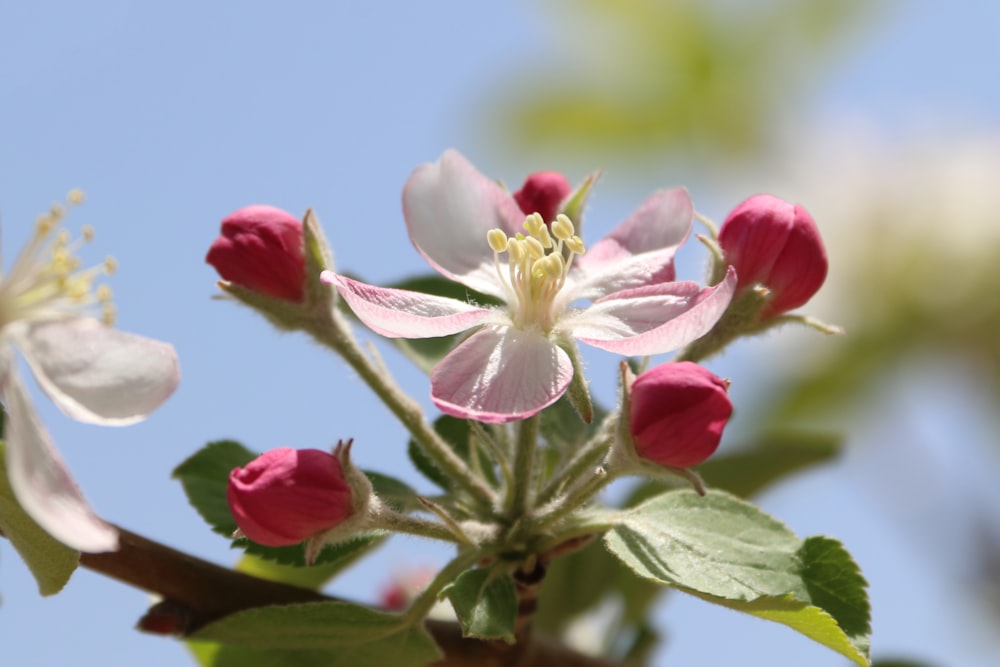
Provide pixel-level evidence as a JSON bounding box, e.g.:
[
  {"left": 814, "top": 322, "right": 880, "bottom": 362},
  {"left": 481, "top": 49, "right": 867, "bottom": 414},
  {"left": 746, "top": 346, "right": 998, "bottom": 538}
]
[
  {"left": 206, "top": 205, "right": 306, "bottom": 302},
  {"left": 717, "top": 194, "right": 827, "bottom": 316},
  {"left": 629, "top": 362, "right": 733, "bottom": 468},
  {"left": 227, "top": 447, "right": 353, "bottom": 546},
  {"left": 513, "top": 171, "right": 572, "bottom": 223}
]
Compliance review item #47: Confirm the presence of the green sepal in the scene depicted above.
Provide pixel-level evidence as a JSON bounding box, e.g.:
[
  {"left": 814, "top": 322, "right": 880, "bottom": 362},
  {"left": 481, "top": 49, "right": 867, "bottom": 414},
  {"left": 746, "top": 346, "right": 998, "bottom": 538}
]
[
  {"left": 407, "top": 415, "right": 497, "bottom": 496},
  {"left": 442, "top": 568, "right": 518, "bottom": 643},
  {"left": 0, "top": 441, "right": 79, "bottom": 595},
  {"left": 559, "top": 170, "right": 601, "bottom": 237},
  {"left": 556, "top": 337, "right": 593, "bottom": 424}
]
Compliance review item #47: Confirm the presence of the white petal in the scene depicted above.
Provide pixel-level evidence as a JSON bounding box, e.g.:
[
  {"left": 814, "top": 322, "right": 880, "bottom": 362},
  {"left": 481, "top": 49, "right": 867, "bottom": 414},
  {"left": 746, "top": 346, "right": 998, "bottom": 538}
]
[
  {"left": 16, "top": 317, "right": 180, "bottom": 425},
  {"left": 569, "top": 267, "right": 737, "bottom": 356},
  {"left": 3, "top": 359, "right": 118, "bottom": 552},
  {"left": 327, "top": 273, "right": 496, "bottom": 338},
  {"left": 570, "top": 188, "right": 693, "bottom": 298},
  {"left": 430, "top": 325, "right": 572, "bottom": 423},
  {"left": 403, "top": 150, "right": 525, "bottom": 298}
]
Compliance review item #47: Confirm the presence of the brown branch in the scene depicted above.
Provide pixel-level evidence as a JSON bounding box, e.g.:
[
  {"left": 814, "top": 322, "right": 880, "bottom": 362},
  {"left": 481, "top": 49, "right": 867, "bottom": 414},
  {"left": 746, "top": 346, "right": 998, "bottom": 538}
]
[{"left": 70, "top": 525, "right": 622, "bottom": 667}]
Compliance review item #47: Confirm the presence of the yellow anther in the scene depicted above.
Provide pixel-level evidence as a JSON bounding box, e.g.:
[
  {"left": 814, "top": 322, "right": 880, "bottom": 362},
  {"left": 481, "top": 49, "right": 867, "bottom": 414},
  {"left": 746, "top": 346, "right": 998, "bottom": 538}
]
[
  {"left": 539, "top": 253, "right": 564, "bottom": 280},
  {"left": 97, "top": 284, "right": 113, "bottom": 302},
  {"left": 523, "top": 213, "right": 545, "bottom": 237},
  {"left": 507, "top": 238, "right": 525, "bottom": 263},
  {"left": 487, "top": 229, "right": 509, "bottom": 253},
  {"left": 103, "top": 256, "right": 118, "bottom": 275},
  {"left": 102, "top": 302, "right": 117, "bottom": 326},
  {"left": 524, "top": 236, "right": 545, "bottom": 260},
  {"left": 67, "top": 189, "right": 85, "bottom": 205},
  {"left": 50, "top": 203, "right": 65, "bottom": 219},
  {"left": 565, "top": 235, "right": 586, "bottom": 255},
  {"left": 536, "top": 224, "right": 553, "bottom": 249},
  {"left": 552, "top": 214, "right": 575, "bottom": 241},
  {"left": 82, "top": 225, "right": 95, "bottom": 242}
]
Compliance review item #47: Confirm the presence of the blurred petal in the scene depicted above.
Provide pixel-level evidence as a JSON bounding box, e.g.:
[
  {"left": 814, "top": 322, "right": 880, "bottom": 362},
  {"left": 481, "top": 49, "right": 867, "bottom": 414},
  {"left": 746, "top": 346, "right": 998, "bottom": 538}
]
[
  {"left": 569, "top": 267, "right": 737, "bottom": 356},
  {"left": 403, "top": 150, "right": 525, "bottom": 298},
  {"left": 430, "top": 325, "right": 572, "bottom": 423},
  {"left": 3, "top": 361, "right": 117, "bottom": 552},
  {"left": 326, "top": 272, "right": 495, "bottom": 338},
  {"left": 571, "top": 187, "right": 693, "bottom": 297},
  {"left": 16, "top": 317, "right": 180, "bottom": 425}
]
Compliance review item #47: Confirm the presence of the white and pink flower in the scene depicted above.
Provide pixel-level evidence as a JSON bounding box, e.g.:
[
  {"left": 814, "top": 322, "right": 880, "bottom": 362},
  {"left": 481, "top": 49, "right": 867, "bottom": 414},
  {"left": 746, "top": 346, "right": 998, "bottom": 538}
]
[
  {"left": 324, "top": 151, "right": 736, "bottom": 423},
  {"left": 0, "top": 194, "right": 179, "bottom": 552}
]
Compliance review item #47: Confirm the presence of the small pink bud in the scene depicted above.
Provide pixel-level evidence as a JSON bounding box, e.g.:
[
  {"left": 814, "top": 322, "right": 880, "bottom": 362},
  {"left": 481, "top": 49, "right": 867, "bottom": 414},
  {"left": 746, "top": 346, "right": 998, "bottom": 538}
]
[
  {"left": 629, "top": 362, "right": 733, "bottom": 468},
  {"left": 513, "top": 171, "right": 572, "bottom": 223},
  {"left": 206, "top": 205, "right": 306, "bottom": 302},
  {"left": 717, "top": 194, "right": 828, "bottom": 316},
  {"left": 227, "top": 447, "right": 353, "bottom": 547}
]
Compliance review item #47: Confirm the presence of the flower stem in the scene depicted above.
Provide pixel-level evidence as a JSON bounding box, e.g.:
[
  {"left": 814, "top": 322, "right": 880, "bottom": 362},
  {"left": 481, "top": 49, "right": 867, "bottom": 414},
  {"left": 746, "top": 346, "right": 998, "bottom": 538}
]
[
  {"left": 376, "top": 507, "right": 467, "bottom": 544},
  {"left": 307, "top": 308, "right": 497, "bottom": 510},
  {"left": 505, "top": 415, "right": 539, "bottom": 520},
  {"left": 536, "top": 416, "right": 615, "bottom": 506}
]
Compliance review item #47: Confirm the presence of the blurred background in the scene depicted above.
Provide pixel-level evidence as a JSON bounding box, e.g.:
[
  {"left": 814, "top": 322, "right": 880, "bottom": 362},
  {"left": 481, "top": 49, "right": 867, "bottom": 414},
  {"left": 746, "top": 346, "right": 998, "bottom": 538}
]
[{"left": 1, "top": 1, "right": 998, "bottom": 665}]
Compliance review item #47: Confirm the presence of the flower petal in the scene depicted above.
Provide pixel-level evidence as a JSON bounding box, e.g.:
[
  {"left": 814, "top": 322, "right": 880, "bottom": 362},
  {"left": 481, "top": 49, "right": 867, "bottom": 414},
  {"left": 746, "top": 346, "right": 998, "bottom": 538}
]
[
  {"left": 325, "top": 272, "right": 495, "bottom": 338},
  {"left": 569, "top": 267, "right": 737, "bottom": 356},
  {"left": 430, "top": 325, "right": 572, "bottom": 423},
  {"left": 570, "top": 187, "right": 693, "bottom": 298},
  {"left": 2, "top": 358, "right": 118, "bottom": 552},
  {"left": 16, "top": 317, "right": 180, "bottom": 425},
  {"left": 403, "top": 150, "right": 525, "bottom": 298}
]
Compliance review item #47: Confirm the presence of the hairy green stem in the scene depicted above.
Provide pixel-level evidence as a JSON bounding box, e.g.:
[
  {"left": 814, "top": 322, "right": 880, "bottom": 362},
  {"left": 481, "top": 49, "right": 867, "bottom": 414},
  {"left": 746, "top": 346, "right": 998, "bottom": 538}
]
[
  {"left": 505, "top": 415, "right": 539, "bottom": 520},
  {"left": 377, "top": 507, "right": 465, "bottom": 544},
  {"left": 307, "top": 309, "right": 497, "bottom": 510}
]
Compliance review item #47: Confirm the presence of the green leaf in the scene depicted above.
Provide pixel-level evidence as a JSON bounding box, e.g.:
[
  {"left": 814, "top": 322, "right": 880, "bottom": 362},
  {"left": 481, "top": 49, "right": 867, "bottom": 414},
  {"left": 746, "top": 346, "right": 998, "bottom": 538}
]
[
  {"left": 0, "top": 441, "right": 79, "bottom": 595},
  {"left": 188, "top": 641, "right": 345, "bottom": 667},
  {"left": 173, "top": 441, "right": 386, "bottom": 569},
  {"left": 605, "top": 489, "right": 806, "bottom": 600},
  {"left": 190, "top": 601, "right": 440, "bottom": 667},
  {"left": 605, "top": 490, "right": 871, "bottom": 666},
  {"left": 798, "top": 536, "right": 871, "bottom": 660},
  {"left": 442, "top": 568, "right": 518, "bottom": 643},
  {"left": 625, "top": 430, "right": 842, "bottom": 504}
]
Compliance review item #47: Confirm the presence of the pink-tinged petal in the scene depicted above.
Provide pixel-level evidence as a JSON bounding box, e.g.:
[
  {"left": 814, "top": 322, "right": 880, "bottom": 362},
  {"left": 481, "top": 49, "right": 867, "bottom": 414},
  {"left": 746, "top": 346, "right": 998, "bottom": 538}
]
[
  {"left": 402, "top": 150, "right": 525, "bottom": 298},
  {"left": 2, "top": 360, "right": 117, "bottom": 552},
  {"left": 430, "top": 325, "right": 572, "bottom": 423},
  {"left": 326, "top": 272, "right": 495, "bottom": 338},
  {"left": 15, "top": 318, "right": 180, "bottom": 426},
  {"left": 569, "top": 267, "right": 737, "bottom": 356},
  {"left": 571, "top": 188, "right": 693, "bottom": 298}
]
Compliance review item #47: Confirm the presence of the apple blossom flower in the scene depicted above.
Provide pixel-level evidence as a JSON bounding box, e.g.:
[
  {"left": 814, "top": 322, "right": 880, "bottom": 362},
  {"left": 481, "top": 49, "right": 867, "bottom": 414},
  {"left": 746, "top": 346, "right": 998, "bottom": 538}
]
[
  {"left": 324, "top": 150, "right": 736, "bottom": 423},
  {"left": 717, "top": 194, "right": 827, "bottom": 317},
  {"left": 628, "top": 362, "right": 732, "bottom": 468},
  {"left": 227, "top": 446, "right": 354, "bottom": 547},
  {"left": 206, "top": 205, "right": 306, "bottom": 302},
  {"left": 513, "top": 171, "right": 572, "bottom": 224},
  {"left": 0, "top": 193, "right": 179, "bottom": 552}
]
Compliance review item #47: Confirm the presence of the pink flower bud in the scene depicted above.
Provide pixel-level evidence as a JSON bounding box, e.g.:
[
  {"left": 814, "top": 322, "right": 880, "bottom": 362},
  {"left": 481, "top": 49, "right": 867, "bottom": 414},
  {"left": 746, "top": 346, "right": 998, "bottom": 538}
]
[
  {"left": 629, "top": 362, "right": 733, "bottom": 468},
  {"left": 227, "top": 447, "right": 353, "bottom": 546},
  {"left": 206, "top": 205, "right": 306, "bottom": 302},
  {"left": 717, "top": 194, "right": 827, "bottom": 316},
  {"left": 513, "top": 171, "right": 572, "bottom": 223}
]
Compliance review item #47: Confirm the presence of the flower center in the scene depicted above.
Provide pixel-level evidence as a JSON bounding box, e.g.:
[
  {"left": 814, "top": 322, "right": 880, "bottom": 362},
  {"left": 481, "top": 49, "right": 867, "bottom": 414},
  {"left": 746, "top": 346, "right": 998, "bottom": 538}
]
[
  {"left": 0, "top": 190, "right": 117, "bottom": 329},
  {"left": 487, "top": 213, "right": 586, "bottom": 332}
]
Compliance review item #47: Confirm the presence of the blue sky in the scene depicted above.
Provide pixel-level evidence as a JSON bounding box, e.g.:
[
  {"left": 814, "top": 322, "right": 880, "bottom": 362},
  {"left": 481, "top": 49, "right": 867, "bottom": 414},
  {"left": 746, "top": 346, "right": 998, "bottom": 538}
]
[{"left": 2, "top": 2, "right": 998, "bottom": 666}]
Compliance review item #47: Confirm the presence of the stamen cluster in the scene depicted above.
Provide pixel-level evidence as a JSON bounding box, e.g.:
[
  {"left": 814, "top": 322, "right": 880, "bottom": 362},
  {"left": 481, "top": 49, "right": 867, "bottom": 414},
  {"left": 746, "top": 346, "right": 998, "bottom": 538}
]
[{"left": 487, "top": 212, "right": 585, "bottom": 331}]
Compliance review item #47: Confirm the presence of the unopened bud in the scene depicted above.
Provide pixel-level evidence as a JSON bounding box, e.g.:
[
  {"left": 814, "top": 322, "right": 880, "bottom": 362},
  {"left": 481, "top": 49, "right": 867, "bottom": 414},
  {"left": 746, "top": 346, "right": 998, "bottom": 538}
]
[
  {"left": 227, "top": 447, "right": 354, "bottom": 547},
  {"left": 206, "top": 205, "right": 306, "bottom": 302},
  {"left": 513, "top": 171, "right": 572, "bottom": 224},
  {"left": 628, "top": 362, "right": 732, "bottom": 468},
  {"left": 717, "top": 194, "right": 827, "bottom": 317}
]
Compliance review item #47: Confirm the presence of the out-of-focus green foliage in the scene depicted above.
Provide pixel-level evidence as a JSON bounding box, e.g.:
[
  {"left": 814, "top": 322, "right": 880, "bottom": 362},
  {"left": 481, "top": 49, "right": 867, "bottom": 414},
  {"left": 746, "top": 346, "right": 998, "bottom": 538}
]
[{"left": 488, "top": 0, "right": 878, "bottom": 159}]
